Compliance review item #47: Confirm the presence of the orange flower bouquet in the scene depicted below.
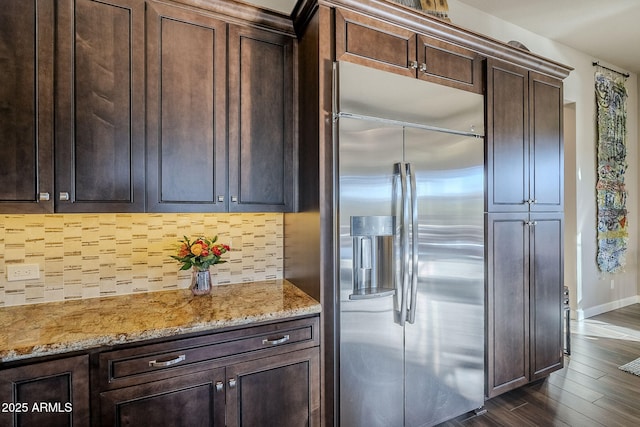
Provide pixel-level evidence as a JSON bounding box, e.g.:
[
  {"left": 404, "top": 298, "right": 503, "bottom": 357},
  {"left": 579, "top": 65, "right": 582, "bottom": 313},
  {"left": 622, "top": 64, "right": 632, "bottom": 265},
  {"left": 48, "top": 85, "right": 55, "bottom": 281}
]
[{"left": 171, "top": 235, "right": 231, "bottom": 271}]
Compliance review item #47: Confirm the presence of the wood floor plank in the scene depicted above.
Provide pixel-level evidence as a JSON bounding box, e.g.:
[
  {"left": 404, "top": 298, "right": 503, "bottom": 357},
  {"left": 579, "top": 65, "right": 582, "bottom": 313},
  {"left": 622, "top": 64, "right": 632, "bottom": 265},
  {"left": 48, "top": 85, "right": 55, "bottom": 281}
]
[
  {"left": 515, "top": 382, "right": 600, "bottom": 426},
  {"left": 592, "top": 396, "right": 640, "bottom": 424},
  {"left": 563, "top": 358, "right": 607, "bottom": 379},
  {"left": 546, "top": 371, "right": 604, "bottom": 402},
  {"left": 532, "top": 379, "right": 632, "bottom": 426}
]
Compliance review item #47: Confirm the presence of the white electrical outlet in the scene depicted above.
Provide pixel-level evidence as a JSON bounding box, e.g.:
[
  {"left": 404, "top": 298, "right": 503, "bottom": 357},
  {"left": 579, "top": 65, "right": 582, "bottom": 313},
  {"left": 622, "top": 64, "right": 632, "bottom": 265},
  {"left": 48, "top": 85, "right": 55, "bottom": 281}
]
[{"left": 6, "top": 264, "right": 40, "bottom": 281}]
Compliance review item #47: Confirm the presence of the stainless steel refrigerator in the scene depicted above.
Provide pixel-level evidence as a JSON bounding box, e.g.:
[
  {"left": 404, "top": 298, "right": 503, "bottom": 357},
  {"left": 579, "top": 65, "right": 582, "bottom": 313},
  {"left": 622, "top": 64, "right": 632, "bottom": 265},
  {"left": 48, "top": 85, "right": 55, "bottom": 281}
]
[{"left": 335, "top": 61, "right": 485, "bottom": 427}]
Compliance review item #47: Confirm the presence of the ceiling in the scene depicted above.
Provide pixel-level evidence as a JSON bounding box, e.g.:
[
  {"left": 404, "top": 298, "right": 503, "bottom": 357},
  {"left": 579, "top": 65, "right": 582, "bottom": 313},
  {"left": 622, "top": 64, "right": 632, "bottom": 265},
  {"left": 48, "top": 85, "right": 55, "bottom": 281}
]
[
  {"left": 454, "top": 0, "right": 640, "bottom": 74},
  {"left": 245, "top": 0, "right": 640, "bottom": 74}
]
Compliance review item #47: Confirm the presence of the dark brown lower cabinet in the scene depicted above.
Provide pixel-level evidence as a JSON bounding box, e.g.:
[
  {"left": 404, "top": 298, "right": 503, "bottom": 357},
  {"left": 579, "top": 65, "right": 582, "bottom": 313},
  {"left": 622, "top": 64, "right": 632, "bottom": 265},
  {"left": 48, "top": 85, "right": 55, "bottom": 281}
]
[
  {"left": 99, "top": 348, "right": 319, "bottom": 427},
  {"left": 97, "top": 316, "right": 320, "bottom": 426},
  {"left": 99, "top": 368, "right": 226, "bottom": 426},
  {"left": 226, "top": 348, "right": 319, "bottom": 427},
  {"left": 0, "top": 355, "right": 90, "bottom": 427},
  {"left": 486, "top": 212, "right": 563, "bottom": 398}
]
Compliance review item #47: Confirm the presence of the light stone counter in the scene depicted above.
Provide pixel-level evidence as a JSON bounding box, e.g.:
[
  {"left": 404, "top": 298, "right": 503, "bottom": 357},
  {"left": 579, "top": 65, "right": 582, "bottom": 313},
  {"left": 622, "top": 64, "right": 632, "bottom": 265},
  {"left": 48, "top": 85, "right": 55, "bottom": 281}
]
[{"left": 0, "top": 280, "right": 320, "bottom": 363}]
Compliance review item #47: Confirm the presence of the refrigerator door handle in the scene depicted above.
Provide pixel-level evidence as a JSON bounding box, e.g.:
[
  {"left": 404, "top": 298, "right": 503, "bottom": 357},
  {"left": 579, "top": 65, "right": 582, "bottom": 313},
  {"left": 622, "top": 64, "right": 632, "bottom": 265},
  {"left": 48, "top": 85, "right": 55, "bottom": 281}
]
[
  {"left": 395, "top": 162, "right": 409, "bottom": 326},
  {"left": 392, "top": 163, "right": 403, "bottom": 322},
  {"left": 407, "top": 163, "right": 419, "bottom": 324},
  {"left": 393, "top": 162, "right": 409, "bottom": 326}
]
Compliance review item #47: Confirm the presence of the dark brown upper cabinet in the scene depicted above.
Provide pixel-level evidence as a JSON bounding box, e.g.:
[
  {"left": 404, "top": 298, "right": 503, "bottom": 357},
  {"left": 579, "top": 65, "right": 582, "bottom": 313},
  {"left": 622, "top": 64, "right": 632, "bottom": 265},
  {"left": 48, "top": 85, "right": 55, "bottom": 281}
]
[
  {"left": 55, "top": 0, "right": 145, "bottom": 212},
  {"left": 335, "top": 8, "right": 483, "bottom": 94},
  {"left": 1, "top": 0, "right": 296, "bottom": 214},
  {"left": 146, "top": 3, "right": 295, "bottom": 213},
  {"left": 145, "top": 0, "right": 227, "bottom": 213},
  {"left": 486, "top": 59, "right": 564, "bottom": 213},
  {"left": 0, "top": 0, "right": 55, "bottom": 213},
  {"left": 228, "top": 25, "right": 295, "bottom": 212}
]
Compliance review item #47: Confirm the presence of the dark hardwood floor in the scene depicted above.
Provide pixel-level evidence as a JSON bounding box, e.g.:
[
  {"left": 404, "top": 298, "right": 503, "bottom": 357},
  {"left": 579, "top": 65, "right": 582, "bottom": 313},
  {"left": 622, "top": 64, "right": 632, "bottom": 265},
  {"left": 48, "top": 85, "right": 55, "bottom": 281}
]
[{"left": 440, "top": 304, "right": 640, "bottom": 426}]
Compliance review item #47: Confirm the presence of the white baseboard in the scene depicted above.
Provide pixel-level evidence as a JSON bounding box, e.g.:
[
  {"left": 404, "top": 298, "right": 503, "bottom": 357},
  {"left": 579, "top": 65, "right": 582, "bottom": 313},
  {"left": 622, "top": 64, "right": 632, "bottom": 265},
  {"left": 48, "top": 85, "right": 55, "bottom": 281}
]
[{"left": 576, "top": 295, "right": 640, "bottom": 321}]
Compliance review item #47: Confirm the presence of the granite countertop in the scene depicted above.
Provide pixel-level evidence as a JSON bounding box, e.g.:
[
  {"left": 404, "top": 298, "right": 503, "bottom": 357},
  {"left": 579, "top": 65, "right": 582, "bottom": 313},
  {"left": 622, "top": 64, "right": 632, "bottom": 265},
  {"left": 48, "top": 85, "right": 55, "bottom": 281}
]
[{"left": 0, "top": 279, "right": 321, "bottom": 363}]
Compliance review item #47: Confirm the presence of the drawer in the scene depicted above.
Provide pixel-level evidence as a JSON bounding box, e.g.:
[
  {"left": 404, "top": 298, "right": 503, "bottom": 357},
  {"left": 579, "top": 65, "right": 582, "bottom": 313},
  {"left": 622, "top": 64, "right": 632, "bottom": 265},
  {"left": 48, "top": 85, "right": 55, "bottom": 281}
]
[{"left": 97, "top": 316, "right": 319, "bottom": 390}]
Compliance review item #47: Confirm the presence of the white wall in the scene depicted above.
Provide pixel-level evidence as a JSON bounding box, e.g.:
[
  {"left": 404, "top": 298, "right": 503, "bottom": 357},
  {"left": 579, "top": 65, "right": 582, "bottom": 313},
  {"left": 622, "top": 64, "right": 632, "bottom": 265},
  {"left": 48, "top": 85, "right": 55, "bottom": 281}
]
[{"left": 447, "top": 0, "right": 639, "bottom": 319}]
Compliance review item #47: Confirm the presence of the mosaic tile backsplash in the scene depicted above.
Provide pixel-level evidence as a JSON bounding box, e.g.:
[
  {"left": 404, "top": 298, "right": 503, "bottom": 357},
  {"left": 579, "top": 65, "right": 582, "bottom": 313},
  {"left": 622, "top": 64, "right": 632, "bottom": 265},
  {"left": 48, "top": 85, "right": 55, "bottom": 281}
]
[{"left": 0, "top": 213, "right": 283, "bottom": 307}]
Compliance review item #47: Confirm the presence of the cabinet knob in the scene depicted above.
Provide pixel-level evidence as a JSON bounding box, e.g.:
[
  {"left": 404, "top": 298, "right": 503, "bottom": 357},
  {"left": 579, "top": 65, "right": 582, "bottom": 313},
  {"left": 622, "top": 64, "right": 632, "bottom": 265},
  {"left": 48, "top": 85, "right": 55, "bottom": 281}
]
[
  {"left": 419, "top": 63, "right": 427, "bottom": 73},
  {"left": 215, "top": 381, "right": 224, "bottom": 392},
  {"left": 217, "top": 195, "right": 224, "bottom": 202},
  {"left": 526, "top": 221, "right": 538, "bottom": 226},
  {"left": 409, "top": 60, "right": 418, "bottom": 69},
  {"left": 59, "top": 192, "right": 70, "bottom": 201},
  {"left": 228, "top": 378, "right": 237, "bottom": 388},
  {"left": 231, "top": 196, "right": 238, "bottom": 203},
  {"left": 39, "top": 192, "right": 50, "bottom": 201}
]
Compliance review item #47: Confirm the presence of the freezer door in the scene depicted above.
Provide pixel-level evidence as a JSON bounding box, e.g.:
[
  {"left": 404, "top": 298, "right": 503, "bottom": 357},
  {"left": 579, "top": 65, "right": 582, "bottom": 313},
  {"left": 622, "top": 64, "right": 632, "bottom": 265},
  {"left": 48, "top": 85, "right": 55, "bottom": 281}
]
[
  {"left": 338, "top": 117, "right": 405, "bottom": 427},
  {"left": 403, "top": 127, "right": 485, "bottom": 427}
]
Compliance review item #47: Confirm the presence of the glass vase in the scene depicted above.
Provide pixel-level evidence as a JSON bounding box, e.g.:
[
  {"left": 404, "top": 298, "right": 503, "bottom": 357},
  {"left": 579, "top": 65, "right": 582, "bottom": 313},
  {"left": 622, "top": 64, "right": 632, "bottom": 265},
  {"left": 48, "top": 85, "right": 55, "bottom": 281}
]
[{"left": 190, "top": 267, "right": 212, "bottom": 296}]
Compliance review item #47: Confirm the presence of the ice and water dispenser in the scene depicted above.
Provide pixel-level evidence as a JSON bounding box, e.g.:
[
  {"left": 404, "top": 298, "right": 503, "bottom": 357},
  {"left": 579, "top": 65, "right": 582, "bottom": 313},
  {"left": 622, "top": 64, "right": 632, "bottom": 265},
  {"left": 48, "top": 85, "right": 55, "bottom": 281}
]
[{"left": 349, "top": 215, "right": 396, "bottom": 299}]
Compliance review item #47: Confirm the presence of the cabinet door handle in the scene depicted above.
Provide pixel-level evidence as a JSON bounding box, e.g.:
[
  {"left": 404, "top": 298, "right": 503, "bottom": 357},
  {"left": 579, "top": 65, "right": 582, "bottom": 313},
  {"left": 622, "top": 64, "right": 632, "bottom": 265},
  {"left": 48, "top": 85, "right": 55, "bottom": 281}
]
[
  {"left": 231, "top": 196, "right": 238, "bottom": 203},
  {"left": 215, "top": 381, "right": 224, "bottom": 392},
  {"left": 408, "top": 60, "right": 418, "bottom": 69},
  {"left": 262, "top": 334, "right": 290, "bottom": 346},
  {"left": 59, "top": 192, "right": 70, "bottom": 201},
  {"left": 217, "top": 195, "right": 224, "bottom": 202},
  {"left": 39, "top": 192, "right": 50, "bottom": 201},
  {"left": 228, "top": 378, "right": 237, "bottom": 388},
  {"left": 419, "top": 63, "right": 427, "bottom": 73},
  {"left": 148, "top": 354, "right": 186, "bottom": 367}
]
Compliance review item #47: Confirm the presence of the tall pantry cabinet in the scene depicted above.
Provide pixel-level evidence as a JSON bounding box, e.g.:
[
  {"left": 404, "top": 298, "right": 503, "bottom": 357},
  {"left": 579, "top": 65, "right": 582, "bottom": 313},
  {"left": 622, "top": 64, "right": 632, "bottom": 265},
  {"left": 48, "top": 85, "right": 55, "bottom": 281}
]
[{"left": 485, "top": 59, "right": 565, "bottom": 398}]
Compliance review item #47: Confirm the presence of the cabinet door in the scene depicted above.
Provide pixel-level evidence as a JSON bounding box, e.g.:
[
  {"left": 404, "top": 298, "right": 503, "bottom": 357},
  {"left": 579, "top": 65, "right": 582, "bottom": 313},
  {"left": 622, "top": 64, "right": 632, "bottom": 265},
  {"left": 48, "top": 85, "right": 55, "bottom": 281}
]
[
  {"left": 146, "top": 1, "right": 227, "bottom": 212},
  {"left": 335, "top": 8, "right": 417, "bottom": 78},
  {"left": 529, "top": 72, "right": 564, "bottom": 212},
  {"left": 416, "top": 34, "right": 483, "bottom": 94},
  {"left": 228, "top": 25, "right": 295, "bottom": 212},
  {"left": 226, "top": 348, "right": 320, "bottom": 427},
  {"left": 486, "top": 213, "right": 530, "bottom": 398},
  {"left": 0, "top": 355, "right": 89, "bottom": 427},
  {"left": 0, "top": 0, "right": 54, "bottom": 213},
  {"left": 55, "top": 0, "right": 145, "bottom": 212},
  {"left": 99, "top": 368, "right": 226, "bottom": 427},
  {"left": 530, "top": 213, "right": 564, "bottom": 379},
  {"left": 486, "top": 59, "right": 529, "bottom": 212}
]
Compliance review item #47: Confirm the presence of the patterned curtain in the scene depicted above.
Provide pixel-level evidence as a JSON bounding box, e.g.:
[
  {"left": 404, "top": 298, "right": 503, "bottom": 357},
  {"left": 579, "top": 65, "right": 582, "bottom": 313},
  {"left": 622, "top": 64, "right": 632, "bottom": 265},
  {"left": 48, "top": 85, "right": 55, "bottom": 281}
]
[{"left": 595, "top": 69, "right": 628, "bottom": 273}]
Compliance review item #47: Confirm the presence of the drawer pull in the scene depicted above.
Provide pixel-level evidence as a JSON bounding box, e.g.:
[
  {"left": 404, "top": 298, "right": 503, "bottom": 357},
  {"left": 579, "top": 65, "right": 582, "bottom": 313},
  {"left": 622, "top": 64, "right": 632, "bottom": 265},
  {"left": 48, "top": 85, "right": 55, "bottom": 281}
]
[
  {"left": 262, "top": 334, "right": 290, "bottom": 346},
  {"left": 148, "top": 354, "right": 186, "bottom": 368}
]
